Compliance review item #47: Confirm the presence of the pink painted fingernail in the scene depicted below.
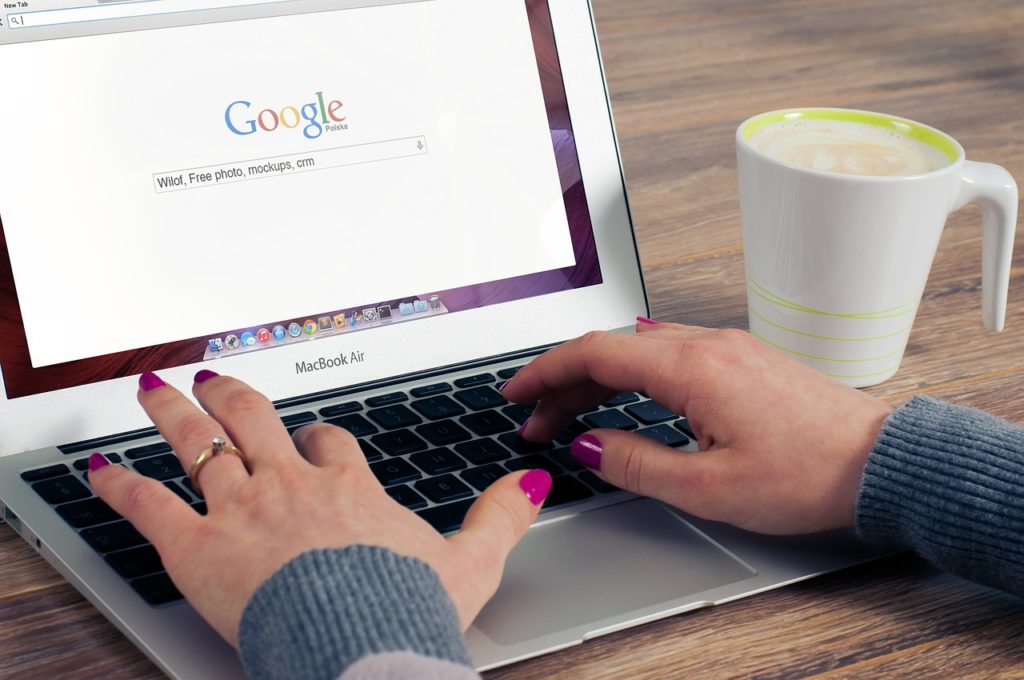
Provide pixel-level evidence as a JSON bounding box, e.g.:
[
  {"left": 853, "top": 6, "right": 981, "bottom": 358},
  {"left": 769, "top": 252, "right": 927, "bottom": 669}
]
[
  {"left": 517, "top": 416, "right": 531, "bottom": 437},
  {"left": 519, "top": 469, "right": 553, "bottom": 506},
  {"left": 88, "top": 453, "right": 110, "bottom": 472},
  {"left": 636, "top": 316, "right": 658, "bottom": 325},
  {"left": 194, "top": 369, "right": 219, "bottom": 384},
  {"left": 571, "top": 434, "right": 603, "bottom": 470},
  {"left": 497, "top": 380, "right": 509, "bottom": 393},
  {"left": 139, "top": 372, "right": 166, "bottom": 392}
]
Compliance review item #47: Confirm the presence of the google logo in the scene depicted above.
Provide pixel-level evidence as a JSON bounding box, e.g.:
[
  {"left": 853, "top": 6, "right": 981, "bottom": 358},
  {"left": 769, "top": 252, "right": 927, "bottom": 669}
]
[{"left": 225, "top": 91, "right": 346, "bottom": 140}]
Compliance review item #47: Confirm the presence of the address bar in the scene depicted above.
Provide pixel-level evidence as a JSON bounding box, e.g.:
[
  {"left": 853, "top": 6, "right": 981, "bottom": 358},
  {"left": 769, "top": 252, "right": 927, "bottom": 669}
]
[{"left": 7, "top": 0, "right": 299, "bottom": 29}]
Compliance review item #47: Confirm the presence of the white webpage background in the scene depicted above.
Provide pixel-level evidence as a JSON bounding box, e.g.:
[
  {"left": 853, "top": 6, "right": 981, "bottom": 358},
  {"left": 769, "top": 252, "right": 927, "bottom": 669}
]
[{"left": 0, "top": 0, "right": 574, "bottom": 368}]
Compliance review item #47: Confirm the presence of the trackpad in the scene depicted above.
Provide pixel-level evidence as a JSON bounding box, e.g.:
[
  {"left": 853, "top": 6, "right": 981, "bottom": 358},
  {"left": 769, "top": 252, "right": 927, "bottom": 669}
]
[{"left": 473, "top": 499, "right": 756, "bottom": 645}]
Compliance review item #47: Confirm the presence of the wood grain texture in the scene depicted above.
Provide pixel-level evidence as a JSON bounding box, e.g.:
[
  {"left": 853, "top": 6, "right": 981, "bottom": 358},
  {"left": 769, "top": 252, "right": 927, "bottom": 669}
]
[{"left": 2, "top": 0, "right": 1023, "bottom": 677}]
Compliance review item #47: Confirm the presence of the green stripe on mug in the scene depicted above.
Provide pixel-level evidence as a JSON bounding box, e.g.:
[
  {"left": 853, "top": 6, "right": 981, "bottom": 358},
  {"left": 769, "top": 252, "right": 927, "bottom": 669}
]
[
  {"left": 747, "top": 277, "right": 918, "bottom": 319},
  {"left": 750, "top": 330, "right": 903, "bottom": 363},
  {"left": 748, "top": 308, "right": 913, "bottom": 342}
]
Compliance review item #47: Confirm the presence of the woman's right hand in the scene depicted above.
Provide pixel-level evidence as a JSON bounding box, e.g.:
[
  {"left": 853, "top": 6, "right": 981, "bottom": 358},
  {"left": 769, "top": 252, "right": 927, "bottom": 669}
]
[{"left": 501, "top": 320, "right": 893, "bottom": 535}]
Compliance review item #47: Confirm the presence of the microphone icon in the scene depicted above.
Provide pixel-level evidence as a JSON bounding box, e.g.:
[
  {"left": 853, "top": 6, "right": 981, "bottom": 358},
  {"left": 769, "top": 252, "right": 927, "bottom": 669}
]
[{"left": 417, "top": 140, "right": 424, "bottom": 151}]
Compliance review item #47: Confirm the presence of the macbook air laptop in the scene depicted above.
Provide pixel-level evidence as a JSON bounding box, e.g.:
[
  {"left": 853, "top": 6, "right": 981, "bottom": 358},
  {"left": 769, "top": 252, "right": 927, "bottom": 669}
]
[{"left": 0, "top": 0, "right": 884, "bottom": 676}]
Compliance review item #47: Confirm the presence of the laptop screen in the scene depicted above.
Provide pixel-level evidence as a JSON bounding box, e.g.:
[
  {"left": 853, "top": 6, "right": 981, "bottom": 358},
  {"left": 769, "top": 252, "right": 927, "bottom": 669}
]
[{"left": 0, "top": 0, "right": 603, "bottom": 400}]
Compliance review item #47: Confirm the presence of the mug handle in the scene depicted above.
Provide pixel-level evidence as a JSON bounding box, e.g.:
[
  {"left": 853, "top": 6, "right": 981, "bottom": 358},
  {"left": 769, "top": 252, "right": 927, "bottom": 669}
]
[{"left": 955, "top": 161, "right": 1018, "bottom": 331}]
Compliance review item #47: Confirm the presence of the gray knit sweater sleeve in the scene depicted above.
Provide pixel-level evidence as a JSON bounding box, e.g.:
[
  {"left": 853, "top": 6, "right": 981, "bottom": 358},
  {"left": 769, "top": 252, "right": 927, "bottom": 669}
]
[
  {"left": 856, "top": 395, "right": 1024, "bottom": 596},
  {"left": 238, "top": 546, "right": 479, "bottom": 680}
]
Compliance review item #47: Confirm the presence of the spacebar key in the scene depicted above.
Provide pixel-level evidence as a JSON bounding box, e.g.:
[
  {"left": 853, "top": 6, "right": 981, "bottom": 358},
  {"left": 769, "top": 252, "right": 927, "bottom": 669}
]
[{"left": 416, "top": 498, "right": 475, "bottom": 534}]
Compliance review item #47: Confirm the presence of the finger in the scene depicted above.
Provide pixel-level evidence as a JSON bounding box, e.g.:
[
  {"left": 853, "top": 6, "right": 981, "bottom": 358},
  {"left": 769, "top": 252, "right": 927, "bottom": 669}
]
[
  {"left": 512, "top": 324, "right": 705, "bottom": 440},
  {"left": 634, "top": 318, "right": 709, "bottom": 337},
  {"left": 291, "top": 422, "right": 370, "bottom": 471},
  {"left": 505, "top": 332, "right": 668, "bottom": 401},
  {"left": 89, "top": 454, "right": 202, "bottom": 557},
  {"left": 191, "top": 370, "right": 297, "bottom": 471},
  {"left": 516, "top": 383, "right": 616, "bottom": 441},
  {"left": 503, "top": 332, "right": 686, "bottom": 441},
  {"left": 570, "top": 430, "right": 727, "bottom": 520},
  {"left": 137, "top": 373, "right": 249, "bottom": 501}
]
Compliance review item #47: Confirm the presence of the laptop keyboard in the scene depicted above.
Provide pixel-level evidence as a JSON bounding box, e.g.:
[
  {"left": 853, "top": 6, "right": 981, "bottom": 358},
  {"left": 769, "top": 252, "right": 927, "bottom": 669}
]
[{"left": 20, "top": 366, "right": 694, "bottom": 606}]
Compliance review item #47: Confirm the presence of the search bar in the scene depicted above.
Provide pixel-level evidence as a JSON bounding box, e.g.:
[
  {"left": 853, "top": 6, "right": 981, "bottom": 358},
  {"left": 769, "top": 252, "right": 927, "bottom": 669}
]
[
  {"left": 7, "top": 0, "right": 300, "bottom": 29},
  {"left": 152, "top": 135, "right": 428, "bottom": 193}
]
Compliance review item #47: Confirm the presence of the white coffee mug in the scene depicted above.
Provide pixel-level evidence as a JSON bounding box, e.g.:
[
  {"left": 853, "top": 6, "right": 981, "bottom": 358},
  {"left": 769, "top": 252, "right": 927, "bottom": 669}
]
[{"left": 737, "top": 108, "right": 1018, "bottom": 387}]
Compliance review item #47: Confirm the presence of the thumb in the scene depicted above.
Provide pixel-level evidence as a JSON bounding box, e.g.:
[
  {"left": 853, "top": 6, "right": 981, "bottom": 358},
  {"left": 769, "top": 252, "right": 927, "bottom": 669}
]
[
  {"left": 444, "top": 469, "right": 550, "bottom": 624},
  {"left": 451, "top": 469, "right": 550, "bottom": 558},
  {"left": 571, "top": 430, "right": 719, "bottom": 517}
]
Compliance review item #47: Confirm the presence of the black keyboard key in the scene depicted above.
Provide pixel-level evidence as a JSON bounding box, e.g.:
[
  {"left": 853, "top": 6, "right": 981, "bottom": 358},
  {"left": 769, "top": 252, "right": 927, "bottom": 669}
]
[
  {"left": 415, "top": 474, "right": 473, "bottom": 504},
  {"left": 582, "top": 409, "right": 638, "bottom": 431},
  {"left": 674, "top": 418, "right": 696, "bottom": 440},
  {"left": 56, "top": 497, "right": 121, "bottom": 528},
  {"left": 417, "top": 498, "right": 474, "bottom": 534},
  {"left": 106, "top": 545, "right": 164, "bottom": 579},
  {"left": 21, "top": 464, "right": 70, "bottom": 482},
  {"left": 410, "top": 448, "right": 467, "bottom": 475},
  {"left": 365, "top": 391, "right": 408, "bottom": 407},
  {"left": 191, "top": 502, "right": 208, "bottom": 516},
  {"left": 367, "top": 404, "right": 422, "bottom": 430},
  {"left": 385, "top": 484, "right": 428, "bottom": 510},
  {"left": 124, "top": 442, "right": 173, "bottom": 460},
  {"left": 410, "top": 382, "right": 453, "bottom": 398},
  {"left": 164, "top": 481, "right": 191, "bottom": 503},
  {"left": 358, "top": 439, "right": 384, "bottom": 462},
  {"left": 370, "top": 458, "right": 421, "bottom": 486},
  {"left": 371, "top": 430, "right": 428, "bottom": 456},
  {"left": 318, "top": 401, "right": 362, "bottom": 417},
  {"left": 501, "top": 403, "right": 534, "bottom": 425},
  {"left": 550, "top": 447, "right": 585, "bottom": 472},
  {"left": 415, "top": 420, "right": 472, "bottom": 446},
  {"left": 81, "top": 520, "right": 147, "bottom": 553},
  {"left": 496, "top": 366, "right": 523, "bottom": 380},
  {"left": 410, "top": 395, "right": 466, "bottom": 420},
  {"left": 637, "top": 424, "right": 689, "bottom": 447},
  {"left": 73, "top": 453, "right": 121, "bottom": 471},
  {"left": 32, "top": 476, "right": 90, "bottom": 505},
  {"left": 454, "top": 373, "right": 495, "bottom": 388},
  {"left": 325, "top": 414, "right": 378, "bottom": 437},
  {"left": 460, "top": 410, "right": 515, "bottom": 436},
  {"left": 131, "top": 572, "right": 183, "bottom": 605},
  {"left": 578, "top": 471, "right": 618, "bottom": 494},
  {"left": 604, "top": 392, "right": 640, "bottom": 407},
  {"left": 453, "top": 386, "right": 507, "bottom": 411},
  {"left": 454, "top": 438, "right": 511, "bottom": 465},
  {"left": 281, "top": 411, "right": 317, "bottom": 428},
  {"left": 625, "top": 400, "right": 677, "bottom": 424},
  {"left": 544, "top": 475, "right": 593, "bottom": 508},
  {"left": 181, "top": 477, "right": 198, "bottom": 498},
  {"left": 505, "top": 454, "right": 562, "bottom": 476},
  {"left": 461, "top": 464, "right": 507, "bottom": 492},
  {"left": 555, "top": 420, "right": 589, "bottom": 445},
  {"left": 498, "top": 432, "right": 551, "bottom": 455},
  {"left": 133, "top": 454, "right": 185, "bottom": 481}
]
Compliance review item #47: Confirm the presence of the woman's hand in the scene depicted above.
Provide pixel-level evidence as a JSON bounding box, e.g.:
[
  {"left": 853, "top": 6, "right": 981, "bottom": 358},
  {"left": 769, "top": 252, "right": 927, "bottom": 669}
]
[
  {"left": 90, "top": 370, "right": 551, "bottom": 647},
  {"left": 502, "top": 320, "right": 892, "bottom": 535}
]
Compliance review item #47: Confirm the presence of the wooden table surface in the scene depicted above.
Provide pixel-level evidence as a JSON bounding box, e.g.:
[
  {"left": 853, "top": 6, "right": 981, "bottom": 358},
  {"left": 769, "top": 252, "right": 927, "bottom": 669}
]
[{"left": 3, "top": 0, "right": 1023, "bottom": 677}]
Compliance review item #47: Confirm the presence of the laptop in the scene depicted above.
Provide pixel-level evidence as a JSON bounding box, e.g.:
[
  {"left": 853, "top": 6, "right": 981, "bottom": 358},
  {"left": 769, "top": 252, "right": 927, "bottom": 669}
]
[{"left": 0, "top": 0, "right": 885, "bottom": 676}]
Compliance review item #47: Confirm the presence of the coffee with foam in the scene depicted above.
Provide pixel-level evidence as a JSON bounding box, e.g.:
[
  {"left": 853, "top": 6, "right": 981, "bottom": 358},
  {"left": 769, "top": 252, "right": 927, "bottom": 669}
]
[{"left": 749, "top": 119, "right": 952, "bottom": 176}]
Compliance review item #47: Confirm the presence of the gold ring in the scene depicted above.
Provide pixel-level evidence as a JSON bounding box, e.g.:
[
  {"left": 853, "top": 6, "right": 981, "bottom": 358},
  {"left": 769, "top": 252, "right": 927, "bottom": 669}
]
[{"left": 188, "top": 436, "right": 246, "bottom": 498}]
